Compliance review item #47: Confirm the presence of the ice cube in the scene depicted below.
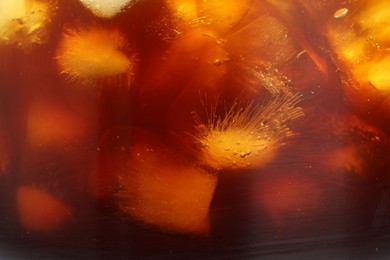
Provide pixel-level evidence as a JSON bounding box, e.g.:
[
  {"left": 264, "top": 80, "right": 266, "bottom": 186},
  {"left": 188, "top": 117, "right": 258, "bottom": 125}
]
[
  {"left": 25, "top": 99, "right": 92, "bottom": 150},
  {"left": 316, "top": 116, "right": 390, "bottom": 185},
  {"left": 135, "top": 30, "right": 223, "bottom": 129},
  {"left": 224, "top": 14, "right": 297, "bottom": 68},
  {"left": 115, "top": 128, "right": 217, "bottom": 235},
  {"left": 21, "top": 98, "right": 97, "bottom": 195},
  {"left": 17, "top": 186, "right": 73, "bottom": 232},
  {"left": 325, "top": 0, "right": 390, "bottom": 133}
]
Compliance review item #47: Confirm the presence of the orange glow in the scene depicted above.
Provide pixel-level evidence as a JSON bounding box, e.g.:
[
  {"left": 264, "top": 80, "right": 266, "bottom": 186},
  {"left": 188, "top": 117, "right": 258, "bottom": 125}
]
[
  {"left": 25, "top": 99, "right": 90, "bottom": 149},
  {"left": 367, "top": 56, "right": 390, "bottom": 91},
  {"left": 166, "top": 0, "right": 253, "bottom": 36},
  {"left": 17, "top": 186, "right": 72, "bottom": 232},
  {"left": 0, "top": 0, "right": 54, "bottom": 48},
  {"left": 326, "top": 0, "right": 390, "bottom": 91},
  {"left": 255, "top": 173, "right": 323, "bottom": 226},
  {"left": 358, "top": 0, "right": 390, "bottom": 44},
  {"left": 325, "top": 145, "right": 365, "bottom": 175}
]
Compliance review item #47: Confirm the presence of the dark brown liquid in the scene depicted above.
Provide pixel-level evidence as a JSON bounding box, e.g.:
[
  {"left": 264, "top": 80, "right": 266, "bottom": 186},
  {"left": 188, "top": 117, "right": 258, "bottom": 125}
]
[{"left": 1, "top": 0, "right": 390, "bottom": 259}]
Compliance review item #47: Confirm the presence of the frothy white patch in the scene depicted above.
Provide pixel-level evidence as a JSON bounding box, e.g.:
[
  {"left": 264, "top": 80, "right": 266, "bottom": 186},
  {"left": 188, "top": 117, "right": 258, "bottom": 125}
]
[{"left": 79, "top": 0, "right": 134, "bottom": 18}]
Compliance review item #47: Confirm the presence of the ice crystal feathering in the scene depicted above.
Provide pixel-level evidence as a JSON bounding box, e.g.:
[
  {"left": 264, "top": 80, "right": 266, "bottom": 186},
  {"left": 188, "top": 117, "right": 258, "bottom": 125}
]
[
  {"left": 56, "top": 26, "right": 132, "bottom": 84},
  {"left": 195, "top": 93, "right": 304, "bottom": 170}
]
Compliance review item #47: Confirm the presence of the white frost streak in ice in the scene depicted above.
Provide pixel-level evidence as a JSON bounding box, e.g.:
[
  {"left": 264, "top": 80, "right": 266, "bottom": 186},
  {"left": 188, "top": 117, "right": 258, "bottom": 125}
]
[{"left": 79, "top": 0, "right": 134, "bottom": 18}]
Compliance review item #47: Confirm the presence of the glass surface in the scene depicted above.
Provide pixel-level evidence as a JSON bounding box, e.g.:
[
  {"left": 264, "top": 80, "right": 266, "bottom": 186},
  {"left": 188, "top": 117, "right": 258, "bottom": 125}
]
[{"left": 1, "top": 0, "right": 390, "bottom": 259}]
